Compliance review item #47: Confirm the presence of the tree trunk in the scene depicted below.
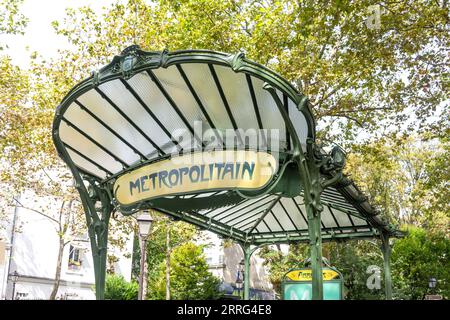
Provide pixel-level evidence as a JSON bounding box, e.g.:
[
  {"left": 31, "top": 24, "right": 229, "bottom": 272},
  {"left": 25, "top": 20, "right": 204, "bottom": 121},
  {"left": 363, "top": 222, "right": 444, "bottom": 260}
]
[
  {"left": 50, "top": 238, "right": 65, "bottom": 300},
  {"left": 165, "top": 225, "right": 170, "bottom": 300}
]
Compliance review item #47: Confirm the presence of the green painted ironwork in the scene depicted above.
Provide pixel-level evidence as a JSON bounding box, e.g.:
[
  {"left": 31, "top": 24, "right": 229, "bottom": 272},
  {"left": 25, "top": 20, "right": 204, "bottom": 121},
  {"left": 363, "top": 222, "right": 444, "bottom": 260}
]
[
  {"left": 243, "top": 244, "right": 251, "bottom": 300},
  {"left": 264, "top": 84, "right": 347, "bottom": 300},
  {"left": 237, "top": 243, "right": 262, "bottom": 300},
  {"left": 51, "top": 46, "right": 403, "bottom": 300}
]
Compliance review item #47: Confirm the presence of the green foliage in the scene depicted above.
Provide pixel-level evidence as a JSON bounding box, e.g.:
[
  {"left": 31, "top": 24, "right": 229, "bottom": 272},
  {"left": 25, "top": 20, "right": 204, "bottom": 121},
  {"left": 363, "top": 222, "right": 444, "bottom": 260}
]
[
  {"left": 0, "top": 55, "right": 31, "bottom": 187},
  {"left": 259, "top": 244, "right": 308, "bottom": 293},
  {"left": 0, "top": 0, "right": 28, "bottom": 36},
  {"left": 391, "top": 227, "right": 450, "bottom": 300},
  {"left": 148, "top": 242, "right": 221, "bottom": 300},
  {"left": 325, "top": 242, "right": 384, "bottom": 300},
  {"left": 143, "top": 214, "right": 199, "bottom": 288},
  {"left": 104, "top": 274, "right": 138, "bottom": 300},
  {"left": 346, "top": 135, "right": 449, "bottom": 229}
]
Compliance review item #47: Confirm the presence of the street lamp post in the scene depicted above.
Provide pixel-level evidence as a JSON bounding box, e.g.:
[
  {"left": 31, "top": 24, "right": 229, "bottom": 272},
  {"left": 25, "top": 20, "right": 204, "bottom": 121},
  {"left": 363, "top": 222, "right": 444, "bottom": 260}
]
[
  {"left": 137, "top": 211, "right": 153, "bottom": 300},
  {"left": 235, "top": 259, "right": 245, "bottom": 299},
  {"left": 9, "top": 271, "right": 19, "bottom": 300},
  {"left": 235, "top": 277, "right": 242, "bottom": 299}
]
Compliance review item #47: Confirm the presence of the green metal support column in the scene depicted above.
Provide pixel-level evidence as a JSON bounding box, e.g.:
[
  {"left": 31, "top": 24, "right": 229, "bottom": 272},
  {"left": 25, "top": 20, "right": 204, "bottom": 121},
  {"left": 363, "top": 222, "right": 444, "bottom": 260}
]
[
  {"left": 297, "top": 139, "right": 344, "bottom": 300},
  {"left": 53, "top": 127, "right": 113, "bottom": 300},
  {"left": 239, "top": 243, "right": 262, "bottom": 300},
  {"left": 381, "top": 232, "right": 393, "bottom": 300},
  {"left": 90, "top": 216, "right": 110, "bottom": 300},
  {"left": 306, "top": 204, "right": 323, "bottom": 300},
  {"left": 243, "top": 244, "right": 251, "bottom": 300},
  {"left": 264, "top": 85, "right": 327, "bottom": 300},
  {"left": 82, "top": 180, "right": 113, "bottom": 300},
  {"left": 303, "top": 139, "right": 324, "bottom": 300}
]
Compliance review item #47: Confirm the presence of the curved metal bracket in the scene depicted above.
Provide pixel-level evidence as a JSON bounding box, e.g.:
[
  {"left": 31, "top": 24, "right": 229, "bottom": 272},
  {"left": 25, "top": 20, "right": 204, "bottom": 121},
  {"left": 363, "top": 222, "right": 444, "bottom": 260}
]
[{"left": 235, "top": 159, "right": 294, "bottom": 199}]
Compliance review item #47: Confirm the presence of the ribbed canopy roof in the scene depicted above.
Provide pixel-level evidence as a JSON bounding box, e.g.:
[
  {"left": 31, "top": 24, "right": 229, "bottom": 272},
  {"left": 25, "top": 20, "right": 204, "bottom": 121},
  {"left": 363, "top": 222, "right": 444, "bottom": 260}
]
[{"left": 53, "top": 47, "right": 401, "bottom": 244}]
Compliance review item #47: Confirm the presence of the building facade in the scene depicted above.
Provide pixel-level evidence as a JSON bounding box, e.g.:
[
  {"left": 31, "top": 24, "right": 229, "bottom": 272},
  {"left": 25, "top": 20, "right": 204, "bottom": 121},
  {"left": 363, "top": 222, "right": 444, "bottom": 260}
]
[
  {"left": 0, "top": 190, "right": 275, "bottom": 300},
  {"left": 0, "top": 191, "right": 133, "bottom": 300},
  {"left": 200, "top": 232, "right": 276, "bottom": 300}
]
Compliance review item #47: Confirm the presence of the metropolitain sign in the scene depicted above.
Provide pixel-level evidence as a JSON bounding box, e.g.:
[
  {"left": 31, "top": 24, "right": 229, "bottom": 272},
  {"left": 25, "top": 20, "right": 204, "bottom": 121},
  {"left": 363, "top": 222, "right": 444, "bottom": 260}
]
[{"left": 114, "top": 150, "right": 278, "bottom": 205}]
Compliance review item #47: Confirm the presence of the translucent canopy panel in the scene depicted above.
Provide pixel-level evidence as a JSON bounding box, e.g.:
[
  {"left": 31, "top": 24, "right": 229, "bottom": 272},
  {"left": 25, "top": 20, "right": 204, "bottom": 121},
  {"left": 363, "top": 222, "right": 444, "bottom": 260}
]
[{"left": 54, "top": 49, "right": 315, "bottom": 181}]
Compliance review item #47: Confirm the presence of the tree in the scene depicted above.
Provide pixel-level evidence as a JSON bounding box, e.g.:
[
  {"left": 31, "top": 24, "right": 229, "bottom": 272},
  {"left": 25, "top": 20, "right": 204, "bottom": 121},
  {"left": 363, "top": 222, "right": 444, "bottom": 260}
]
[
  {"left": 0, "top": 53, "right": 134, "bottom": 299},
  {"left": 149, "top": 242, "right": 221, "bottom": 300},
  {"left": 391, "top": 227, "right": 449, "bottom": 299},
  {"left": 9, "top": 168, "right": 86, "bottom": 300},
  {"left": 324, "top": 241, "right": 385, "bottom": 300},
  {"left": 258, "top": 244, "right": 308, "bottom": 294},
  {"left": 139, "top": 213, "right": 199, "bottom": 299},
  {"left": 345, "top": 135, "right": 449, "bottom": 228},
  {"left": 0, "top": 2, "right": 81, "bottom": 299},
  {"left": 0, "top": 4, "right": 137, "bottom": 299},
  {"left": 0, "top": 0, "right": 28, "bottom": 37},
  {"left": 104, "top": 274, "right": 138, "bottom": 300},
  {"left": 50, "top": 0, "right": 449, "bottom": 141},
  {"left": 0, "top": 55, "right": 29, "bottom": 228},
  {"left": 419, "top": 136, "right": 450, "bottom": 233}
]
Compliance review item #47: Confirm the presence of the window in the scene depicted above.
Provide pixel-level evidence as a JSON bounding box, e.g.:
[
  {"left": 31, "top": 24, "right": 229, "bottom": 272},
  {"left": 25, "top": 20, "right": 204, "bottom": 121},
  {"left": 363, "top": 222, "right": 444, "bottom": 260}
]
[{"left": 68, "top": 245, "right": 82, "bottom": 270}]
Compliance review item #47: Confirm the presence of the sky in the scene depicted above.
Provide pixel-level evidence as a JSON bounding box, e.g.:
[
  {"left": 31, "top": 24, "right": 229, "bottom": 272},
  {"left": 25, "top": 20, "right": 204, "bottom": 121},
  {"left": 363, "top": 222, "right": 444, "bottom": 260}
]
[{"left": 1, "top": 0, "right": 117, "bottom": 69}]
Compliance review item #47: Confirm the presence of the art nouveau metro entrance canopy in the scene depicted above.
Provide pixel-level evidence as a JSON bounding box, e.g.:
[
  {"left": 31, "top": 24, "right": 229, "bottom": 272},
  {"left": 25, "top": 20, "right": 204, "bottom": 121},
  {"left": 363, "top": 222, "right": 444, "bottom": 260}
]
[{"left": 52, "top": 46, "right": 401, "bottom": 299}]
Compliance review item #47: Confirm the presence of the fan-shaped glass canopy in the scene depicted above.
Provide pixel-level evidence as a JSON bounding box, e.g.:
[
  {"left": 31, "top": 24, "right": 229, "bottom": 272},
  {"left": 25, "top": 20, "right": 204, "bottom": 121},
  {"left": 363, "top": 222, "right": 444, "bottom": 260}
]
[
  {"left": 53, "top": 47, "right": 400, "bottom": 246},
  {"left": 52, "top": 46, "right": 403, "bottom": 300}
]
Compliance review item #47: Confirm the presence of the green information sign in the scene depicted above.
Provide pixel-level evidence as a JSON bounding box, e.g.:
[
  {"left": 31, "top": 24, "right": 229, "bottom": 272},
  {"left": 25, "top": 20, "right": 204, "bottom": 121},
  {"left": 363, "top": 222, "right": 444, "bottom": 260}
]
[{"left": 281, "top": 267, "right": 343, "bottom": 300}]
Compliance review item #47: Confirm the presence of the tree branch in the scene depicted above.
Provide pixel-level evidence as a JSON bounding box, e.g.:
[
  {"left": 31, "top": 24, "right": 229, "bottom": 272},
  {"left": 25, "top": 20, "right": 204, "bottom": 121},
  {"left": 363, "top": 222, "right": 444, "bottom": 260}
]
[
  {"left": 13, "top": 197, "right": 60, "bottom": 225},
  {"left": 321, "top": 113, "right": 364, "bottom": 127},
  {"left": 332, "top": 106, "right": 394, "bottom": 113},
  {"left": 314, "top": 76, "right": 351, "bottom": 108},
  {"left": 58, "top": 200, "right": 65, "bottom": 234}
]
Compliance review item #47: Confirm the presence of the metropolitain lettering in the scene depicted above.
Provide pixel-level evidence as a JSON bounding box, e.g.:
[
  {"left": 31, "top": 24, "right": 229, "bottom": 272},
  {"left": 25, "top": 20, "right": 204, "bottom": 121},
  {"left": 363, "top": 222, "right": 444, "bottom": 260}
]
[{"left": 129, "top": 162, "right": 255, "bottom": 196}]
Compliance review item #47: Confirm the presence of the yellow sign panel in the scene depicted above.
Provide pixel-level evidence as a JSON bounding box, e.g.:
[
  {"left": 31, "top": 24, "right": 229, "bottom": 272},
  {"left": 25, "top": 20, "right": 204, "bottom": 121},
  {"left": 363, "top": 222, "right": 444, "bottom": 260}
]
[
  {"left": 114, "top": 150, "right": 277, "bottom": 206},
  {"left": 286, "top": 269, "right": 340, "bottom": 282}
]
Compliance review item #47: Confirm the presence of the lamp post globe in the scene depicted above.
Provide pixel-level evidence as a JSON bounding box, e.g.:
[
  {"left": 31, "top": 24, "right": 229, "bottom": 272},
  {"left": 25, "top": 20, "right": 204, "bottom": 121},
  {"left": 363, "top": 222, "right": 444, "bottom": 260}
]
[
  {"left": 137, "top": 211, "right": 154, "bottom": 239},
  {"left": 235, "top": 275, "right": 243, "bottom": 298}
]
